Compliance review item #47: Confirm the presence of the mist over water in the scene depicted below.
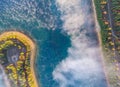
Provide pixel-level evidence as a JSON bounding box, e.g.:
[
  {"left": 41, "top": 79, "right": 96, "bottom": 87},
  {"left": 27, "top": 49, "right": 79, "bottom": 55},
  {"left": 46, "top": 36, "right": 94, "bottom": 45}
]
[{"left": 53, "top": 0, "right": 107, "bottom": 87}]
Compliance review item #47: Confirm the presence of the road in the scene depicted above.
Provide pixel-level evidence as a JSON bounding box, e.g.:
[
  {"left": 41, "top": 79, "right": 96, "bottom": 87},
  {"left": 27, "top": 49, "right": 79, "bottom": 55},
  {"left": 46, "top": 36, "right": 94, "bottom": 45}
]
[
  {"left": 107, "top": 0, "right": 119, "bottom": 38},
  {"left": 106, "top": 0, "right": 120, "bottom": 79},
  {"left": 106, "top": 0, "right": 117, "bottom": 56}
]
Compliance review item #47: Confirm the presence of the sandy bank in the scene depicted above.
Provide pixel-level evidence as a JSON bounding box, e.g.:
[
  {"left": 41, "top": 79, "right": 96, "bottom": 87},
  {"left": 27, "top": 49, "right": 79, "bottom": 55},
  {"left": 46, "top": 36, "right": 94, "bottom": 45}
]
[{"left": 0, "top": 31, "right": 38, "bottom": 87}]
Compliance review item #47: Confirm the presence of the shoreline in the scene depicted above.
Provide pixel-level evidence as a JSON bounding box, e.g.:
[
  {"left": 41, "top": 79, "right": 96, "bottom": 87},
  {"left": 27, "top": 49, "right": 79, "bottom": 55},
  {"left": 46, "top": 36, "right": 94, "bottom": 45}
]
[
  {"left": 0, "top": 31, "right": 38, "bottom": 87},
  {"left": 92, "top": 0, "right": 110, "bottom": 87}
]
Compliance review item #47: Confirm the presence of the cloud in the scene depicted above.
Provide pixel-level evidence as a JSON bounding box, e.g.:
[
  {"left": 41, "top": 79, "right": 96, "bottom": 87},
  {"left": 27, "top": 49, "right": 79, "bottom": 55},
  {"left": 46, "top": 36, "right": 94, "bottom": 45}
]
[
  {"left": 0, "top": 75, "right": 6, "bottom": 87},
  {"left": 53, "top": 0, "right": 106, "bottom": 87},
  {"left": 56, "top": 0, "right": 84, "bottom": 35},
  {"left": 0, "top": 65, "right": 11, "bottom": 87},
  {"left": 53, "top": 58, "right": 102, "bottom": 87}
]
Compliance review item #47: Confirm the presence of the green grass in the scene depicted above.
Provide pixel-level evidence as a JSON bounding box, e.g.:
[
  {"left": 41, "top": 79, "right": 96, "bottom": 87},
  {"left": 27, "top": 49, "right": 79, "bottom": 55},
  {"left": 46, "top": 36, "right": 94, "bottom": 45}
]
[{"left": 94, "top": 0, "right": 109, "bottom": 45}]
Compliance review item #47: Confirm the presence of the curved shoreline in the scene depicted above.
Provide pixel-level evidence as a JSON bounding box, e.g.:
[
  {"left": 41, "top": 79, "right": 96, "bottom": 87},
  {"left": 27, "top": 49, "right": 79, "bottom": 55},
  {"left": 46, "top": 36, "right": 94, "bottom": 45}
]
[{"left": 0, "top": 31, "right": 38, "bottom": 87}]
